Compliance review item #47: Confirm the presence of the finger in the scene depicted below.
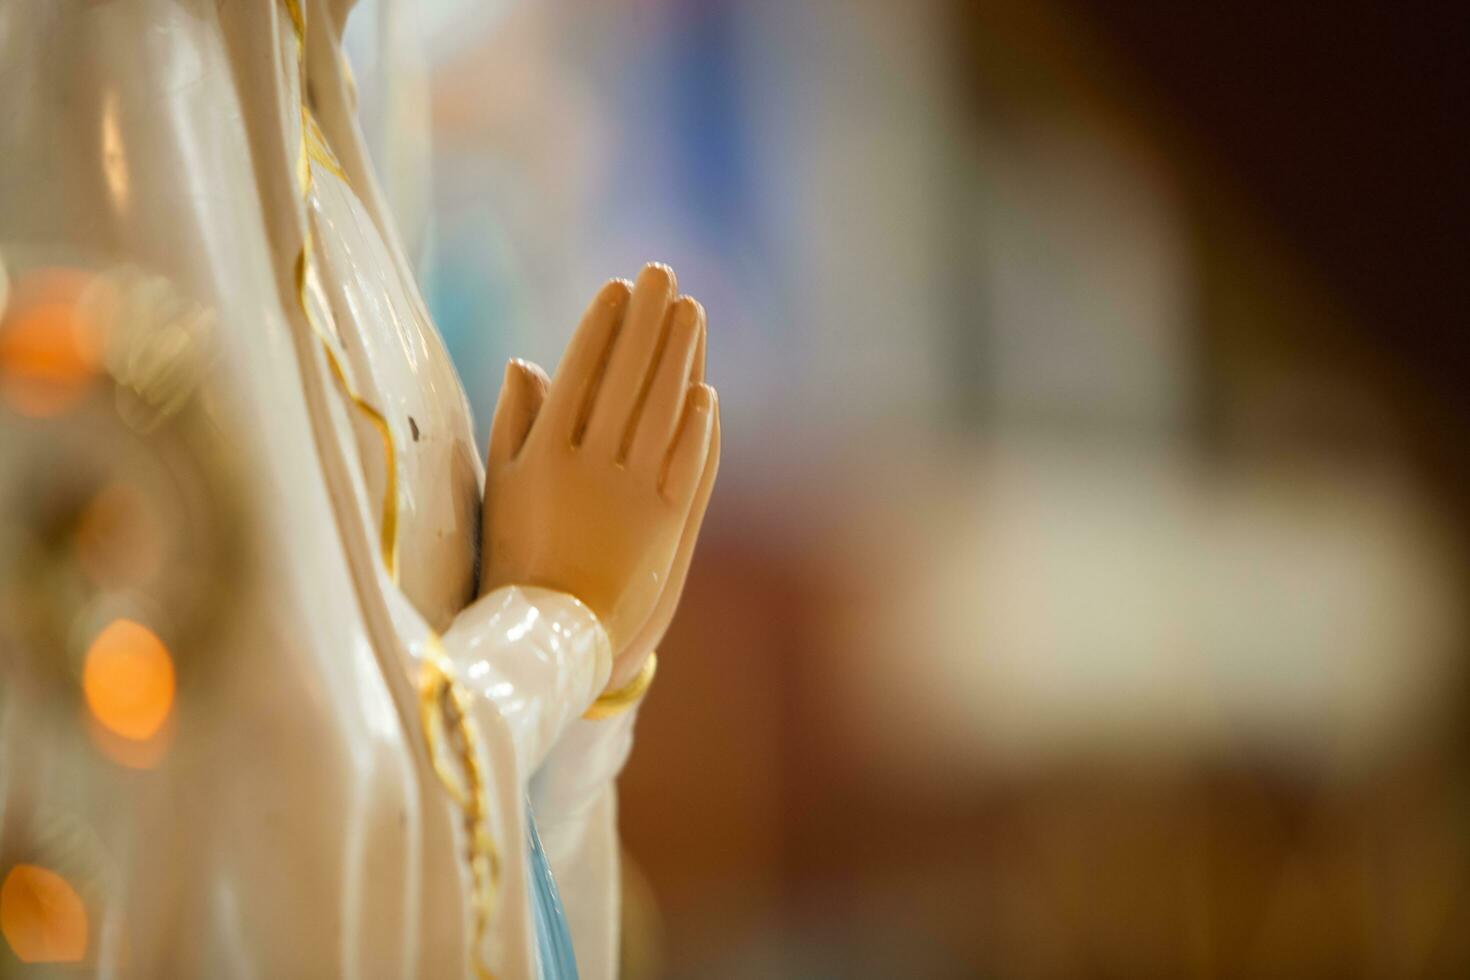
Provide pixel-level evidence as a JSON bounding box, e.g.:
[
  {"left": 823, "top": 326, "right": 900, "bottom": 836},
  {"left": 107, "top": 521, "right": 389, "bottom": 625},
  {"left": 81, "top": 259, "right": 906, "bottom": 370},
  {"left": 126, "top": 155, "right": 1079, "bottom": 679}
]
[
  {"left": 582, "top": 263, "right": 676, "bottom": 452},
  {"left": 621, "top": 415, "right": 720, "bottom": 666},
  {"left": 691, "top": 306, "right": 706, "bottom": 383},
  {"left": 662, "top": 407, "right": 721, "bottom": 611},
  {"left": 661, "top": 383, "right": 716, "bottom": 504},
  {"left": 625, "top": 297, "right": 703, "bottom": 469},
  {"left": 629, "top": 404, "right": 720, "bottom": 650},
  {"left": 541, "top": 278, "right": 631, "bottom": 444},
  {"left": 487, "top": 358, "right": 549, "bottom": 467}
]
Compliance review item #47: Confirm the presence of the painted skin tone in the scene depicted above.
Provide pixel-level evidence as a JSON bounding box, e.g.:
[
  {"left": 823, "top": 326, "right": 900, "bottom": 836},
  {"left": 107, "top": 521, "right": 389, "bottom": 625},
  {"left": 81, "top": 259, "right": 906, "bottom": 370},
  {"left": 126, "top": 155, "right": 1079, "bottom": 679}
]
[{"left": 481, "top": 263, "right": 721, "bottom": 691}]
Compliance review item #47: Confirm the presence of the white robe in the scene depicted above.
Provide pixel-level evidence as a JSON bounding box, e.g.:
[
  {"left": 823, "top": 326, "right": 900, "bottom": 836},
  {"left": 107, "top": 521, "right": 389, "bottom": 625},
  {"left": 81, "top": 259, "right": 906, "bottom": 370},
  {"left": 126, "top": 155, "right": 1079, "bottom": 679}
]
[{"left": 0, "top": 1, "right": 632, "bottom": 975}]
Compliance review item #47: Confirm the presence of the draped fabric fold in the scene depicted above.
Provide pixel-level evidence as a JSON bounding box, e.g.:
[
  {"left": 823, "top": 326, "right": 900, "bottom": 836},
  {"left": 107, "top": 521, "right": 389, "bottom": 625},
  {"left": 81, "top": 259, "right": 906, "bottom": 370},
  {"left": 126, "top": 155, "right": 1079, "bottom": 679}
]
[{"left": 0, "top": 2, "right": 636, "bottom": 975}]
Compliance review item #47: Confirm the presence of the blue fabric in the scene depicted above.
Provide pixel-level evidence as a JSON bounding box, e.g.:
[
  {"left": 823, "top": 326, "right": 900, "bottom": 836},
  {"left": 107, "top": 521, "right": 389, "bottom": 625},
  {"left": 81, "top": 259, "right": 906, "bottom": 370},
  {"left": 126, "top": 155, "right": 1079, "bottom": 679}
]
[{"left": 527, "top": 802, "right": 579, "bottom": 979}]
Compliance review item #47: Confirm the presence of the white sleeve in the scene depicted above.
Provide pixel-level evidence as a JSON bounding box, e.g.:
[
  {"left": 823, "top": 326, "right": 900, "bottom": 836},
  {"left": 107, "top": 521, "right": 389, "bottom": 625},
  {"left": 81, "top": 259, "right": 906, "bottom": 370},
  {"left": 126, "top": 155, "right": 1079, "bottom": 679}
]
[
  {"left": 431, "top": 584, "right": 631, "bottom": 977},
  {"left": 439, "top": 585, "right": 613, "bottom": 777},
  {"left": 436, "top": 583, "right": 644, "bottom": 980}
]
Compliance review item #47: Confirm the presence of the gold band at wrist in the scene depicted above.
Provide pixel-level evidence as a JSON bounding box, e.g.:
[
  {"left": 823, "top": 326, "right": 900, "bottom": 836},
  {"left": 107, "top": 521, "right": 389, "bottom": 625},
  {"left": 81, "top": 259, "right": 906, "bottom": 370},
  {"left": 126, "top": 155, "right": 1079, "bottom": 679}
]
[{"left": 584, "top": 653, "right": 657, "bottom": 720}]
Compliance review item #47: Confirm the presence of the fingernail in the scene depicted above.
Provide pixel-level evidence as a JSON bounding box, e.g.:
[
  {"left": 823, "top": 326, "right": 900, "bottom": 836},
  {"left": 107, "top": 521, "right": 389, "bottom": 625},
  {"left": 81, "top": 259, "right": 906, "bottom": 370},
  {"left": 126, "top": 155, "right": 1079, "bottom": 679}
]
[
  {"left": 509, "top": 359, "right": 540, "bottom": 391},
  {"left": 673, "top": 297, "right": 700, "bottom": 328},
  {"left": 600, "top": 279, "right": 633, "bottom": 306},
  {"left": 639, "top": 262, "right": 676, "bottom": 292}
]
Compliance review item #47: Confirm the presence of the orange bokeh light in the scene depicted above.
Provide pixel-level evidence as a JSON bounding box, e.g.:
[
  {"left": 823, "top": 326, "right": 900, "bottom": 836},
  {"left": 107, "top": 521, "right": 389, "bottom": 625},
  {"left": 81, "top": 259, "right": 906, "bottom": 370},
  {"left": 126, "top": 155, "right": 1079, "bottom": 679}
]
[
  {"left": 0, "top": 267, "right": 103, "bottom": 417},
  {"left": 0, "top": 864, "right": 88, "bottom": 964},
  {"left": 82, "top": 619, "right": 176, "bottom": 743}
]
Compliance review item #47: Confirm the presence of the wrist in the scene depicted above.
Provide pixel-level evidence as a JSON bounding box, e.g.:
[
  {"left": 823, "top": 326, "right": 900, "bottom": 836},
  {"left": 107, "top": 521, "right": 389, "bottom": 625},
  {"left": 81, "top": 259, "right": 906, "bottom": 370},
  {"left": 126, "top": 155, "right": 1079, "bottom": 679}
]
[{"left": 585, "top": 652, "right": 657, "bottom": 720}]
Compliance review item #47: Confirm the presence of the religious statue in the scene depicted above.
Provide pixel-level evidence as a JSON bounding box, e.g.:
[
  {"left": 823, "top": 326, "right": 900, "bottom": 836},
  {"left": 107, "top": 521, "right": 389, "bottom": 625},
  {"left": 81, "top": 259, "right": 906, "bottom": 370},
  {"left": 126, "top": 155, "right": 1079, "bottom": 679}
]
[{"left": 0, "top": 1, "right": 719, "bottom": 976}]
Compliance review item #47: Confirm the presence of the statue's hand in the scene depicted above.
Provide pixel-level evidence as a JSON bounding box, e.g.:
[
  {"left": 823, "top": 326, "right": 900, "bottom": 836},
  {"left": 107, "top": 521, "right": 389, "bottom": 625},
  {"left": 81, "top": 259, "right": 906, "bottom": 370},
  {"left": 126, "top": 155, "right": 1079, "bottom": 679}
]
[{"left": 480, "top": 264, "right": 719, "bottom": 688}]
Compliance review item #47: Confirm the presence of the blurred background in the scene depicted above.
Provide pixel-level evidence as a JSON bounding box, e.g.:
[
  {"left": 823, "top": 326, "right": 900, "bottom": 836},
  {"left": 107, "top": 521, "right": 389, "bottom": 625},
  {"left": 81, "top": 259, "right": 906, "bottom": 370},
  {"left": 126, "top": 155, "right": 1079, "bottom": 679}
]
[
  {"left": 5, "top": 0, "right": 1469, "bottom": 976},
  {"left": 341, "top": 0, "right": 1470, "bottom": 976},
  {"left": 338, "top": 0, "right": 1470, "bottom": 975}
]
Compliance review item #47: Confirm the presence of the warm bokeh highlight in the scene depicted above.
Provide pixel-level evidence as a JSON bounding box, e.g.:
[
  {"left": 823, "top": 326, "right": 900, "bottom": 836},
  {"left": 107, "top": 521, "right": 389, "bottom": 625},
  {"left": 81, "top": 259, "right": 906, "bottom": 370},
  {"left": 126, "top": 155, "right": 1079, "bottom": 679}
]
[
  {"left": 0, "top": 268, "right": 102, "bottom": 417},
  {"left": 82, "top": 618, "right": 176, "bottom": 743},
  {"left": 0, "top": 864, "right": 88, "bottom": 964}
]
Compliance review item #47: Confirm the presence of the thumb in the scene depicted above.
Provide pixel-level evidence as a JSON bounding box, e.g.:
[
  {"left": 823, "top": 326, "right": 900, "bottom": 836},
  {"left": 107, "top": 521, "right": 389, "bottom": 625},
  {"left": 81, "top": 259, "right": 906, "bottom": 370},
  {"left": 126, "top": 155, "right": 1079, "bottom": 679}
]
[{"left": 487, "top": 358, "right": 550, "bottom": 468}]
